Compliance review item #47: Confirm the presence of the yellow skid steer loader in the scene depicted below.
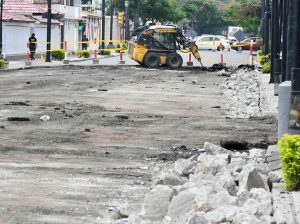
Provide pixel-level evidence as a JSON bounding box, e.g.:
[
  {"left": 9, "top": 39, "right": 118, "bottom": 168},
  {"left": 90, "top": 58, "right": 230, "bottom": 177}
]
[{"left": 128, "top": 25, "right": 203, "bottom": 69}]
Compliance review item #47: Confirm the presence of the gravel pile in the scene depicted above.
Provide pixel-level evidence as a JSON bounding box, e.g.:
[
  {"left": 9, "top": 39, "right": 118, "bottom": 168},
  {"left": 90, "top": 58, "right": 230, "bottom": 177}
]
[
  {"left": 220, "top": 69, "right": 262, "bottom": 119},
  {"left": 116, "top": 143, "right": 275, "bottom": 224}
]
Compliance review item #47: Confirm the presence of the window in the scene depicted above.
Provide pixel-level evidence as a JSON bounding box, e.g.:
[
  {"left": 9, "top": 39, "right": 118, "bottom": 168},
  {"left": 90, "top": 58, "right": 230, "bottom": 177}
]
[
  {"left": 153, "top": 32, "right": 175, "bottom": 44},
  {"left": 201, "top": 37, "right": 210, "bottom": 41},
  {"left": 66, "top": 0, "right": 74, "bottom": 6},
  {"left": 153, "top": 32, "right": 175, "bottom": 49}
]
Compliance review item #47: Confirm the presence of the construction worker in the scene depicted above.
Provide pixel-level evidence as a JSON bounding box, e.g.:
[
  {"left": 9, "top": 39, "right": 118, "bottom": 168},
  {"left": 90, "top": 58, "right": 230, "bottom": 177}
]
[
  {"left": 28, "top": 33, "right": 37, "bottom": 60},
  {"left": 82, "top": 35, "right": 89, "bottom": 50}
]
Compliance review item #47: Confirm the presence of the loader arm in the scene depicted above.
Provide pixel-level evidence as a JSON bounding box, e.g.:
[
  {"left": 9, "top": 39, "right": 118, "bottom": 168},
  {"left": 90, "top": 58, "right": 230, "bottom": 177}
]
[
  {"left": 189, "top": 43, "right": 203, "bottom": 67},
  {"left": 175, "top": 28, "right": 203, "bottom": 67}
]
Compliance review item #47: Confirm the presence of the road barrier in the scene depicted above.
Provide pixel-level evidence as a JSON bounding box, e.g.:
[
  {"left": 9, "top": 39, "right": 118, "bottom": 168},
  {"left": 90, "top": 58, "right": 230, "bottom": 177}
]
[
  {"left": 24, "top": 39, "right": 259, "bottom": 67},
  {"left": 26, "top": 42, "right": 31, "bottom": 66},
  {"left": 219, "top": 43, "right": 224, "bottom": 65},
  {"left": 25, "top": 39, "right": 127, "bottom": 65},
  {"left": 249, "top": 40, "right": 254, "bottom": 65},
  {"left": 187, "top": 51, "right": 193, "bottom": 67},
  {"left": 119, "top": 33, "right": 125, "bottom": 64}
]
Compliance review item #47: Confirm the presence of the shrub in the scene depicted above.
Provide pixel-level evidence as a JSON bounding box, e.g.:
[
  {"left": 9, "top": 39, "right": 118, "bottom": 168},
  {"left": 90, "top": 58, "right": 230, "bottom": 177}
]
[
  {"left": 99, "top": 49, "right": 111, "bottom": 56},
  {"left": 0, "top": 59, "right": 4, "bottom": 69},
  {"left": 51, "top": 50, "right": 65, "bottom": 61},
  {"left": 257, "top": 50, "right": 263, "bottom": 57},
  {"left": 262, "top": 60, "right": 271, "bottom": 73},
  {"left": 278, "top": 134, "right": 300, "bottom": 191},
  {"left": 258, "top": 52, "right": 271, "bottom": 66},
  {"left": 115, "top": 43, "right": 128, "bottom": 53},
  {"left": 77, "top": 50, "right": 91, "bottom": 58}
]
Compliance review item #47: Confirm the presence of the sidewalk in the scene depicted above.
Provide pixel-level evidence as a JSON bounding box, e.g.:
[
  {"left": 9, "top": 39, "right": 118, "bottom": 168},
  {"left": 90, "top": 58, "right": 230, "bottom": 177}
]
[
  {"left": 267, "top": 145, "right": 300, "bottom": 224},
  {"left": 259, "top": 73, "right": 299, "bottom": 224},
  {"left": 3, "top": 53, "right": 120, "bottom": 71}
]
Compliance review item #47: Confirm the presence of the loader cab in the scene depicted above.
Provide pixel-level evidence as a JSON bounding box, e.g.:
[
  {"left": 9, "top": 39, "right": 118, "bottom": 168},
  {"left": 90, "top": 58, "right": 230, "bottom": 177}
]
[{"left": 138, "top": 28, "right": 177, "bottom": 51}]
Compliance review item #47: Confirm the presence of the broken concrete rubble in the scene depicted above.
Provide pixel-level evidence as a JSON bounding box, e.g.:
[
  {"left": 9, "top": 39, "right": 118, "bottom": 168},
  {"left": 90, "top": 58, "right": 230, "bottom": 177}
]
[
  {"left": 203, "top": 142, "right": 231, "bottom": 155},
  {"left": 141, "top": 185, "right": 174, "bottom": 221},
  {"left": 220, "top": 69, "right": 262, "bottom": 119},
  {"left": 127, "top": 142, "right": 275, "bottom": 224},
  {"left": 238, "top": 164, "right": 269, "bottom": 191},
  {"left": 173, "top": 157, "right": 197, "bottom": 176},
  {"left": 154, "top": 170, "right": 187, "bottom": 186}
]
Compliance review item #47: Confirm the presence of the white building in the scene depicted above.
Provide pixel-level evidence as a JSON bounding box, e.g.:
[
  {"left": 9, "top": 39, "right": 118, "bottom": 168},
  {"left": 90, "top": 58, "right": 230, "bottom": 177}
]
[
  {"left": 2, "top": 0, "right": 123, "bottom": 58},
  {"left": 3, "top": 0, "right": 61, "bottom": 59},
  {"left": 52, "top": 0, "right": 83, "bottom": 52}
]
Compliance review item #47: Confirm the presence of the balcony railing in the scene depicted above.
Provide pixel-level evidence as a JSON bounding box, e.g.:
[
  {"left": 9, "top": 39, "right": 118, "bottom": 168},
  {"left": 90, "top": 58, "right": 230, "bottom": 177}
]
[{"left": 33, "top": 0, "right": 65, "bottom": 4}]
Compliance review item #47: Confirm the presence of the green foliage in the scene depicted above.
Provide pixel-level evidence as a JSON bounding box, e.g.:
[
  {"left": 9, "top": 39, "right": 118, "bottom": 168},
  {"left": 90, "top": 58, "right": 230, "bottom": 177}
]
[
  {"left": 192, "top": 0, "right": 227, "bottom": 34},
  {"left": 111, "top": 0, "right": 185, "bottom": 22},
  {"left": 99, "top": 50, "right": 112, "bottom": 56},
  {"left": 140, "top": 0, "right": 186, "bottom": 22},
  {"left": 111, "top": 0, "right": 261, "bottom": 35},
  {"left": 257, "top": 50, "right": 263, "bottom": 57},
  {"left": 51, "top": 50, "right": 65, "bottom": 61},
  {"left": 262, "top": 60, "right": 271, "bottom": 73},
  {"left": 115, "top": 44, "right": 128, "bottom": 53},
  {"left": 0, "top": 59, "right": 4, "bottom": 69},
  {"left": 77, "top": 50, "right": 91, "bottom": 58},
  {"left": 258, "top": 51, "right": 271, "bottom": 73},
  {"left": 223, "top": 0, "right": 261, "bottom": 34},
  {"left": 279, "top": 134, "right": 300, "bottom": 191}
]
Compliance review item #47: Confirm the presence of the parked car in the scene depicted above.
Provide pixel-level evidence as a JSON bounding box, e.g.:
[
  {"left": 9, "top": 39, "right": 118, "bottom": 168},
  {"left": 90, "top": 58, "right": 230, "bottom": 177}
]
[
  {"left": 194, "top": 35, "right": 231, "bottom": 51},
  {"left": 231, "top": 37, "right": 262, "bottom": 51},
  {"left": 227, "top": 36, "right": 238, "bottom": 45}
]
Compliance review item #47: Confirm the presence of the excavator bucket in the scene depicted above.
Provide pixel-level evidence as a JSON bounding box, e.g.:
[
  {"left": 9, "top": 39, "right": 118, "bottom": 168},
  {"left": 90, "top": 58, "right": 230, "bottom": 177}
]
[{"left": 190, "top": 43, "right": 203, "bottom": 67}]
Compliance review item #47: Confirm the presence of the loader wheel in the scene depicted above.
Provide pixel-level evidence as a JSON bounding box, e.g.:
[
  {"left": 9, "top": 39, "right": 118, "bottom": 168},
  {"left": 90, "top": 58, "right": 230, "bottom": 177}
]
[
  {"left": 167, "top": 53, "right": 183, "bottom": 69},
  {"left": 143, "top": 52, "right": 160, "bottom": 68}
]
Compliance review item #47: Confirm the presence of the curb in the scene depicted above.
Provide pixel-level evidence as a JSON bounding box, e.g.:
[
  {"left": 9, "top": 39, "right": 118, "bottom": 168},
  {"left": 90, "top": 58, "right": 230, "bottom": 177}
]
[{"left": 0, "top": 54, "right": 121, "bottom": 73}]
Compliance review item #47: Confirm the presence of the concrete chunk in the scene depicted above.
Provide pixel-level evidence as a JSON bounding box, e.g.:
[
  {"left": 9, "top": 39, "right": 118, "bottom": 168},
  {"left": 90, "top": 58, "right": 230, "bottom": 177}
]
[
  {"left": 141, "top": 185, "right": 174, "bottom": 221},
  {"left": 239, "top": 164, "right": 269, "bottom": 191}
]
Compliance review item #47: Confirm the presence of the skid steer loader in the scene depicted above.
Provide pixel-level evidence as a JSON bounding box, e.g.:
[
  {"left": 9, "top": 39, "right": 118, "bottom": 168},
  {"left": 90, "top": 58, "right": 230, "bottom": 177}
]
[{"left": 128, "top": 25, "right": 203, "bottom": 69}]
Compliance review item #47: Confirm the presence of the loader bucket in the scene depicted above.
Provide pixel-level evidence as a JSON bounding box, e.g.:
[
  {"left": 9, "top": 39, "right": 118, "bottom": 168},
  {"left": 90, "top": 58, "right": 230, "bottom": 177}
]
[{"left": 190, "top": 43, "right": 203, "bottom": 67}]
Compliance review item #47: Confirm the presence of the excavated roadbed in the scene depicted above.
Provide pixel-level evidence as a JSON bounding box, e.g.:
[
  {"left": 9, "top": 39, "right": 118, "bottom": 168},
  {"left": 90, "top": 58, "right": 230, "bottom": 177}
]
[{"left": 0, "top": 66, "right": 276, "bottom": 223}]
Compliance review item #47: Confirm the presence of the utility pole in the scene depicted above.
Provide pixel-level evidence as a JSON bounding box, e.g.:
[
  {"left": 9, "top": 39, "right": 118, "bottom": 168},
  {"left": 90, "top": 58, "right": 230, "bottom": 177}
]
[
  {"left": 134, "top": 0, "right": 140, "bottom": 30},
  {"left": 125, "top": 1, "right": 130, "bottom": 40},
  {"left": 260, "top": 0, "right": 265, "bottom": 51},
  {"left": 281, "top": 0, "right": 288, "bottom": 82},
  {"left": 286, "top": 0, "right": 297, "bottom": 81},
  {"left": 290, "top": 1, "right": 300, "bottom": 128},
  {"left": 270, "top": 0, "right": 280, "bottom": 84},
  {"left": 291, "top": 1, "right": 300, "bottom": 91},
  {"left": 46, "top": 0, "right": 52, "bottom": 62},
  {"left": 107, "top": 0, "right": 115, "bottom": 48},
  {"left": 0, "top": 0, "right": 3, "bottom": 56},
  {"left": 101, "top": 0, "right": 105, "bottom": 49},
  {"left": 264, "top": 0, "right": 270, "bottom": 55}
]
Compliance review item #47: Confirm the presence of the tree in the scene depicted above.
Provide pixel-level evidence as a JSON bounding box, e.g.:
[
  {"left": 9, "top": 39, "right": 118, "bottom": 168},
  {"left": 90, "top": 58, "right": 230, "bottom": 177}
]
[
  {"left": 223, "top": 0, "right": 261, "bottom": 34},
  {"left": 140, "top": 0, "right": 186, "bottom": 22},
  {"left": 183, "top": 0, "right": 228, "bottom": 35},
  {"left": 109, "top": 0, "right": 185, "bottom": 23}
]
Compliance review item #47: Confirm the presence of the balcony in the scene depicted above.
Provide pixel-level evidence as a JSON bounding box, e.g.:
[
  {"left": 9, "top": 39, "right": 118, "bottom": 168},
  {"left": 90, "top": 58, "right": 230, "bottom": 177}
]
[
  {"left": 32, "top": 0, "right": 81, "bottom": 6},
  {"left": 33, "top": 0, "right": 64, "bottom": 4}
]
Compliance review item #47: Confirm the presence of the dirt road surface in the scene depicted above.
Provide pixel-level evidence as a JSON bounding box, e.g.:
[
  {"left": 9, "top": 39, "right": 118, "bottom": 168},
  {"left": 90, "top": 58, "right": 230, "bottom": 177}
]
[{"left": 0, "top": 66, "right": 276, "bottom": 223}]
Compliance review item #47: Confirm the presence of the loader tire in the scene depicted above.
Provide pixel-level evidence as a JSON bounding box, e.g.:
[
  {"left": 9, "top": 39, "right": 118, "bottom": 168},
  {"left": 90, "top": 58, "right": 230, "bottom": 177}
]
[
  {"left": 167, "top": 53, "right": 183, "bottom": 69},
  {"left": 143, "top": 52, "right": 160, "bottom": 68}
]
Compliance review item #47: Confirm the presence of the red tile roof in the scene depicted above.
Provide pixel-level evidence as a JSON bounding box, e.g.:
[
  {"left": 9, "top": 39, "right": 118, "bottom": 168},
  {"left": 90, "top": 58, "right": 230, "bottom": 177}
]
[
  {"left": 3, "top": 14, "right": 35, "bottom": 22},
  {"left": 3, "top": 0, "right": 47, "bottom": 14},
  {"left": 3, "top": 0, "right": 61, "bottom": 22}
]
